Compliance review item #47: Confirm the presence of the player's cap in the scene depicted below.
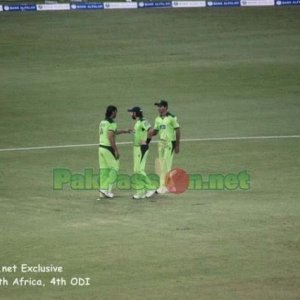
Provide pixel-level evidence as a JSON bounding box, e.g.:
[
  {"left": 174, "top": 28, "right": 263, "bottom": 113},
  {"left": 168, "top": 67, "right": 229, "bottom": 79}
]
[
  {"left": 128, "top": 106, "right": 142, "bottom": 113},
  {"left": 154, "top": 100, "right": 168, "bottom": 108}
]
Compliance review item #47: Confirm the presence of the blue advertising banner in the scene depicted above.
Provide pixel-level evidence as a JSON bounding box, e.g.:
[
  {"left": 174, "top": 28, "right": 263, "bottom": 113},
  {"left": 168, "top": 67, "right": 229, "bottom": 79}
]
[
  {"left": 70, "top": 3, "right": 104, "bottom": 10},
  {"left": 1, "top": 0, "right": 300, "bottom": 13},
  {"left": 207, "top": 1, "right": 240, "bottom": 6},
  {"left": 3, "top": 4, "right": 36, "bottom": 11},
  {"left": 275, "top": 0, "right": 300, "bottom": 5},
  {"left": 138, "top": 1, "right": 172, "bottom": 8}
]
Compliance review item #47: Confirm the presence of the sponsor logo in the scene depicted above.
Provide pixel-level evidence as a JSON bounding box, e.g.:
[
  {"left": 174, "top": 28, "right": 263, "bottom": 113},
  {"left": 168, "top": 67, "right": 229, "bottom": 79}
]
[
  {"left": 139, "top": 1, "right": 172, "bottom": 8},
  {"left": 207, "top": 1, "right": 240, "bottom": 6},
  {"left": 104, "top": 2, "right": 137, "bottom": 9},
  {"left": 241, "top": 0, "right": 274, "bottom": 6},
  {"left": 172, "top": 1, "right": 206, "bottom": 8},
  {"left": 36, "top": 4, "right": 70, "bottom": 11},
  {"left": 3, "top": 4, "right": 36, "bottom": 11},
  {"left": 276, "top": 0, "right": 300, "bottom": 5},
  {"left": 70, "top": 3, "right": 104, "bottom": 10}
]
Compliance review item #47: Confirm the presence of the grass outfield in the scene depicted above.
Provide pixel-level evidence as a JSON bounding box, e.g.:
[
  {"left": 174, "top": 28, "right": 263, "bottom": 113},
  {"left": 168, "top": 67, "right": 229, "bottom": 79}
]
[{"left": 1, "top": 7, "right": 300, "bottom": 300}]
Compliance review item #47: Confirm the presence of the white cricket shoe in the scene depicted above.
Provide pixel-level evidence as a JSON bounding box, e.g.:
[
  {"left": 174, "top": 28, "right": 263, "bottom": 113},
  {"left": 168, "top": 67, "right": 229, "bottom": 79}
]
[
  {"left": 156, "top": 186, "right": 169, "bottom": 194},
  {"left": 145, "top": 190, "right": 156, "bottom": 198},
  {"left": 99, "top": 190, "right": 114, "bottom": 198},
  {"left": 132, "top": 194, "right": 145, "bottom": 199}
]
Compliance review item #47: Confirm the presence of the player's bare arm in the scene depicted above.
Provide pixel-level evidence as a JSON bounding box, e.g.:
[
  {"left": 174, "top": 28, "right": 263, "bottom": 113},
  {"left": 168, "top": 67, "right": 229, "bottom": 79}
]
[
  {"left": 175, "top": 127, "right": 180, "bottom": 154},
  {"left": 145, "top": 128, "right": 152, "bottom": 144},
  {"left": 116, "top": 129, "right": 132, "bottom": 135},
  {"left": 141, "top": 128, "right": 152, "bottom": 145},
  {"left": 108, "top": 130, "right": 119, "bottom": 159}
]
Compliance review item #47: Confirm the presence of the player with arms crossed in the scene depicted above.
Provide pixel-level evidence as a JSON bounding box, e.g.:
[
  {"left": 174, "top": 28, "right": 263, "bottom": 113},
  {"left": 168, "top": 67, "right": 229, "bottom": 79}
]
[
  {"left": 151, "top": 100, "right": 181, "bottom": 194},
  {"left": 99, "top": 105, "right": 131, "bottom": 198},
  {"left": 128, "top": 106, "right": 156, "bottom": 199}
]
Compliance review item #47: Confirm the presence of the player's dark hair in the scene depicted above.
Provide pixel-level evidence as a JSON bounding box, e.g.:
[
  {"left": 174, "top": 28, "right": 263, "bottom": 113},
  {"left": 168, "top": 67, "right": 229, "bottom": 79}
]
[
  {"left": 136, "top": 111, "right": 143, "bottom": 119},
  {"left": 105, "top": 105, "right": 117, "bottom": 119}
]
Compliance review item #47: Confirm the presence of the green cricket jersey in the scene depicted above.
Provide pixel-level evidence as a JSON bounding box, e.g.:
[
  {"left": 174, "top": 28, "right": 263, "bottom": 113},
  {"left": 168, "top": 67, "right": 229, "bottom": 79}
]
[
  {"left": 154, "top": 112, "right": 180, "bottom": 142},
  {"left": 133, "top": 118, "right": 151, "bottom": 146},
  {"left": 99, "top": 118, "right": 117, "bottom": 146}
]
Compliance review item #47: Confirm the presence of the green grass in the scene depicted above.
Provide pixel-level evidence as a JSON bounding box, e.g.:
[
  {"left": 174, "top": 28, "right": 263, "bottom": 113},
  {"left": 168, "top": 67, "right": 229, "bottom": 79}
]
[{"left": 0, "top": 7, "right": 300, "bottom": 300}]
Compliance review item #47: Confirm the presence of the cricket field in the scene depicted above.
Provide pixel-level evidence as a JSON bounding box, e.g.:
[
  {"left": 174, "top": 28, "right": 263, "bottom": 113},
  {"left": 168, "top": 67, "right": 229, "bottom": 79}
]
[{"left": 0, "top": 6, "right": 299, "bottom": 300}]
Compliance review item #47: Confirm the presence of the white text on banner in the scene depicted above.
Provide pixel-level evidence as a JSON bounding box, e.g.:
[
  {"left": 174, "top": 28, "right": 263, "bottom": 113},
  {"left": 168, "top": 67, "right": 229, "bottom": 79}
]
[
  {"left": 103, "top": 2, "right": 138, "bottom": 9},
  {"left": 241, "top": 0, "right": 274, "bottom": 6},
  {"left": 172, "top": 1, "right": 206, "bottom": 8},
  {"left": 36, "top": 4, "right": 70, "bottom": 11}
]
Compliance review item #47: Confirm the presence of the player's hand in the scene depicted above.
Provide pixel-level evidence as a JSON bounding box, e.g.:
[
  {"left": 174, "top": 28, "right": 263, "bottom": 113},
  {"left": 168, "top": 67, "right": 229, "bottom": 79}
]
[
  {"left": 148, "top": 129, "right": 157, "bottom": 137},
  {"left": 115, "top": 150, "right": 120, "bottom": 160},
  {"left": 175, "top": 145, "right": 180, "bottom": 154},
  {"left": 127, "top": 129, "right": 133, "bottom": 134}
]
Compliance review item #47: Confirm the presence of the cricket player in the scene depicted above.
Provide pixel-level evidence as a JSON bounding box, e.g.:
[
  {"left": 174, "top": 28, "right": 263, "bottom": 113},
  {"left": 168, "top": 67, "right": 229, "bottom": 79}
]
[
  {"left": 151, "top": 100, "right": 181, "bottom": 194},
  {"left": 128, "top": 106, "right": 156, "bottom": 199},
  {"left": 99, "top": 105, "right": 131, "bottom": 198}
]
